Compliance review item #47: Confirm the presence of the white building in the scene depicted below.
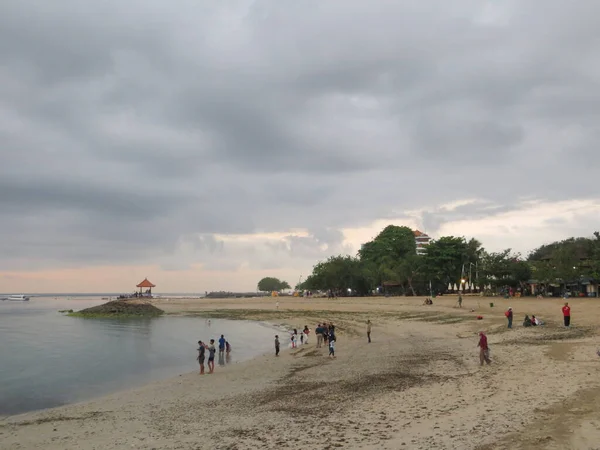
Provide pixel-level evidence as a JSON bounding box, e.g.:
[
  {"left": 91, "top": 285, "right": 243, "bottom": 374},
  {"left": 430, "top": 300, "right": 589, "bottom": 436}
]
[{"left": 414, "top": 230, "right": 431, "bottom": 255}]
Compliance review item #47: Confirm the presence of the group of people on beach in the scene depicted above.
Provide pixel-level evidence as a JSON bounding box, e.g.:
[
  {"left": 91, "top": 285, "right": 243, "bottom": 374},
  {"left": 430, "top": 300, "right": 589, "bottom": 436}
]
[
  {"left": 481, "top": 302, "right": 575, "bottom": 367},
  {"left": 504, "top": 302, "right": 571, "bottom": 329},
  {"left": 275, "top": 322, "right": 339, "bottom": 358},
  {"left": 197, "top": 334, "right": 231, "bottom": 374}
]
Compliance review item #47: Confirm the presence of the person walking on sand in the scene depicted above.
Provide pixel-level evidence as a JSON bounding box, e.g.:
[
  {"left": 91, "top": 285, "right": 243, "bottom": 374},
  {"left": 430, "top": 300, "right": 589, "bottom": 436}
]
[
  {"left": 458, "top": 294, "right": 463, "bottom": 308},
  {"left": 505, "top": 307, "right": 513, "bottom": 329},
  {"left": 207, "top": 339, "right": 216, "bottom": 374},
  {"left": 478, "top": 331, "right": 491, "bottom": 366},
  {"left": 329, "top": 337, "right": 336, "bottom": 358},
  {"left": 562, "top": 302, "right": 571, "bottom": 327},
  {"left": 367, "top": 320, "right": 372, "bottom": 343},
  {"left": 275, "top": 335, "right": 280, "bottom": 356},
  {"left": 197, "top": 340, "right": 206, "bottom": 375},
  {"left": 218, "top": 335, "right": 226, "bottom": 355}
]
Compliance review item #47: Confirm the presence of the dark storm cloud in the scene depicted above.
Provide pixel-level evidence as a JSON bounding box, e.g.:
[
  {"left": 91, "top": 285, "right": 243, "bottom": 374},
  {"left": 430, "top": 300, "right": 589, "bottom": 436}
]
[{"left": 2, "top": 0, "right": 600, "bottom": 271}]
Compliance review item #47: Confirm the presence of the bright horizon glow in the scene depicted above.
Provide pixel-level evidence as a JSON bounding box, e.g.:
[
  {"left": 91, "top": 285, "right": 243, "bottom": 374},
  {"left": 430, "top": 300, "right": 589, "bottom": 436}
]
[{"left": 2, "top": 198, "right": 599, "bottom": 294}]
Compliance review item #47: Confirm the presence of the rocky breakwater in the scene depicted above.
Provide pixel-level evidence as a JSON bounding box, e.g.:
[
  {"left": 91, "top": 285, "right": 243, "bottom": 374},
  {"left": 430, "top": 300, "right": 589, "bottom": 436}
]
[{"left": 69, "top": 299, "right": 164, "bottom": 318}]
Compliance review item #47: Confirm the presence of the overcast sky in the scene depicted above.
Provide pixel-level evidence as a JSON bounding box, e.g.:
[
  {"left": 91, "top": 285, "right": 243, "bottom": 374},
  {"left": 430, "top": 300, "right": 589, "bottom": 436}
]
[{"left": 2, "top": 0, "right": 600, "bottom": 293}]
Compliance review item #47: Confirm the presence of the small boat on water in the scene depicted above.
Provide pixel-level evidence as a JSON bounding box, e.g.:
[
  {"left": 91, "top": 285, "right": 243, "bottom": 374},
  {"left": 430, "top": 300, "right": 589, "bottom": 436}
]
[{"left": 7, "top": 295, "right": 30, "bottom": 301}]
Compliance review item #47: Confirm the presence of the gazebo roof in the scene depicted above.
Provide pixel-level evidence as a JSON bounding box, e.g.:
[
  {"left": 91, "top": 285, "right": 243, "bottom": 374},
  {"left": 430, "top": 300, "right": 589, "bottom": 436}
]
[{"left": 136, "top": 278, "right": 156, "bottom": 288}]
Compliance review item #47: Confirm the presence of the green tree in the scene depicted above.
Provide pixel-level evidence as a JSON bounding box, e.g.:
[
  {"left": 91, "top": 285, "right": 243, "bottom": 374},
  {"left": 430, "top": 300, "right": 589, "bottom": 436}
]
[
  {"left": 358, "top": 225, "right": 417, "bottom": 288},
  {"left": 358, "top": 225, "right": 417, "bottom": 265},
  {"left": 257, "top": 277, "right": 290, "bottom": 292},
  {"left": 480, "top": 249, "right": 531, "bottom": 291},
  {"left": 300, "top": 255, "right": 374, "bottom": 296},
  {"left": 591, "top": 231, "right": 600, "bottom": 279},
  {"left": 422, "top": 236, "right": 470, "bottom": 289}
]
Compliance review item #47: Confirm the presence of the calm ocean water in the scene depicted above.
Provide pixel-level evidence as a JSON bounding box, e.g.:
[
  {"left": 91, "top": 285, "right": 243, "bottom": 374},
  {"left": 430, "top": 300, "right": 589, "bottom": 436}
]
[{"left": 0, "top": 297, "right": 280, "bottom": 416}]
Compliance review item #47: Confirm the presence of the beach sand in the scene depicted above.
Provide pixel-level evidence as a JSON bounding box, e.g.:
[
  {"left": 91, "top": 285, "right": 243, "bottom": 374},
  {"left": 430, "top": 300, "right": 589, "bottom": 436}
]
[{"left": 2, "top": 295, "right": 600, "bottom": 449}]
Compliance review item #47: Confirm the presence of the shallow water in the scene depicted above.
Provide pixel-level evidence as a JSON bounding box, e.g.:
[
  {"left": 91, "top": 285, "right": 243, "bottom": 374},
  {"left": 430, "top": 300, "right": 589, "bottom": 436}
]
[{"left": 0, "top": 297, "right": 279, "bottom": 416}]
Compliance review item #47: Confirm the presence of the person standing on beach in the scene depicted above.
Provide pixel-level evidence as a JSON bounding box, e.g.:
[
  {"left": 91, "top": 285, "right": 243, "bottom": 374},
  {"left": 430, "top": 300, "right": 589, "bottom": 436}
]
[
  {"left": 315, "top": 324, "right": 324, "bottom": 348},
  {"left": 218, "top": 335, "right": 226, "bottom": 355},
  {"left": 505, "top": 307, "right": 513, "bottom": 329},
  {"left": 367, "top": 320, "right": 372, "bottom": 343},
  {"left": 197, "top": 340, "right": 206, "bottom": 375},
  {"left": 225, "top": 341, "right": 231, "bottom": 354},
  {"left": 329, "top": 337, "right": 336, "bottom": 358},
  {"left": 208, "top": 339, "right": 216, "bottom": 374},
  {"left": 562, "top": 302, "right": 571, "bottom": 327},
  {"left": 478, "top": 332, "right": 491, "bottom": 366},
  {"left": 275, "top": 335, "right": 280, "bottom": 356}
]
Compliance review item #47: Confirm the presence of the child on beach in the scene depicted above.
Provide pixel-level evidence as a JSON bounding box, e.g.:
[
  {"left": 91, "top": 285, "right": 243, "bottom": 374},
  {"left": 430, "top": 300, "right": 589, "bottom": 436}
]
[
  {"left": 328, "top": 338, "right": 335, "bottom": 358},
  {"left": 275, "top": 335, "right": 280, "bottom": 356},
  {"left": 208, "top": 339, "right": 216, "bottom": 374},
  {"left": 225, "top": 341, "right": 231, "bottom": 354},
  {"left": 219, "top": 335, "right": 226, "bottom": 355}
]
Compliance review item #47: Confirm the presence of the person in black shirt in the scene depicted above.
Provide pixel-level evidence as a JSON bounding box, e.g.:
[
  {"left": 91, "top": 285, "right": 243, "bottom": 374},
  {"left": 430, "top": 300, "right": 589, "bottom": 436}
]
[{"left": 197, "top": 340, "right": 206, "bottom": 375}]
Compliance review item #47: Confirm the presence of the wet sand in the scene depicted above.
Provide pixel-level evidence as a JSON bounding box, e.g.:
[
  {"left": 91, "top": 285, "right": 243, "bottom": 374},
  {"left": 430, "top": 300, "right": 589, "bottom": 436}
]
[{"left": 2, "top": 295, "right": 600, "bottom": 449}]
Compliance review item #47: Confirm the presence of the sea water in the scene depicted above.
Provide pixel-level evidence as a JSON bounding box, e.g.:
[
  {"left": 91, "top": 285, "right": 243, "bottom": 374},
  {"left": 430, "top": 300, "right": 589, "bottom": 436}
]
[{"left": 0, "top": 297, "right": 280, "bottom": 416}]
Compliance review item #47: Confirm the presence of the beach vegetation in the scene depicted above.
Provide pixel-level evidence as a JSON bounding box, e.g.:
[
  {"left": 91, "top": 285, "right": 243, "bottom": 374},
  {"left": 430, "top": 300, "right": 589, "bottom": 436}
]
[
  {"left": 296, "top": 224, "right": 600, "bottom": 297},
  {"left": 68, "top": 300, "right": 164, "bottom": 318},
  {"left": 257, "top": 277, "right": 291, "bottom": 292}
]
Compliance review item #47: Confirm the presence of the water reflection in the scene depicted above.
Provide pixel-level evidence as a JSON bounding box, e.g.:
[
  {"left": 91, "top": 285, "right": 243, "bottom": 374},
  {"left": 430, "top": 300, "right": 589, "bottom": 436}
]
[{"left": 0, "top": 299, "right": 281, "bottom": 415}]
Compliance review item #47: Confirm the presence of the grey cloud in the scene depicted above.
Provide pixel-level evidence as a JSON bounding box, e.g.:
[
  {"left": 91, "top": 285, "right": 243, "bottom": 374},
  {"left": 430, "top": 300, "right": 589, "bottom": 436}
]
[{"left": 1, "top": 0, "right": 600, "bottom": 273}]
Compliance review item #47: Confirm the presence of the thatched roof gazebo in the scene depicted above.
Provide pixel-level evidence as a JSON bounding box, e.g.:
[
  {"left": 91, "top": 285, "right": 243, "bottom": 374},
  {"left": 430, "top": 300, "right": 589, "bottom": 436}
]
[{"left": 136, "top": 278, "right": 156, "bottom": 296}]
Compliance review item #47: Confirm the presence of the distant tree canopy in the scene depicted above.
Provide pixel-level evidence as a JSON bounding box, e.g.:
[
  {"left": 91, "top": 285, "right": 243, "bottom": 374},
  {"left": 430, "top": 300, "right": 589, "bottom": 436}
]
[
  {"left": 296, "top": 224, "right": 600, "bottom": 297},
  {"left": 257, "top": 277, "right": 291, "bottom": 292},
  {"left": 528, "top": 235, "right": 600, "bottom": 283}
]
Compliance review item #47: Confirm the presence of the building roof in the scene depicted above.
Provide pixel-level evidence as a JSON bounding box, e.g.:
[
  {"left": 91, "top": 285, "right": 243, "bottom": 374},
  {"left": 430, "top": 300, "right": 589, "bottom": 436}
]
[{"left": 136, "top": 278, "right": 156, "bottom": 288}]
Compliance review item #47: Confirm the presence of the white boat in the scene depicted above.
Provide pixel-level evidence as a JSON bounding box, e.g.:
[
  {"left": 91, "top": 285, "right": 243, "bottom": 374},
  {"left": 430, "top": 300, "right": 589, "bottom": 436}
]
[{"left": 7, "top": 295, "right": 30, "bottom": 301}]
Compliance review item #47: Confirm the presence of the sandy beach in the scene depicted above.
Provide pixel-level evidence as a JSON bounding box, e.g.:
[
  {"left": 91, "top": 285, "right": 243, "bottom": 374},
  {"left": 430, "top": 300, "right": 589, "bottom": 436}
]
[{"left": 2, "top": 295, "right": 600, "bottom": 450}]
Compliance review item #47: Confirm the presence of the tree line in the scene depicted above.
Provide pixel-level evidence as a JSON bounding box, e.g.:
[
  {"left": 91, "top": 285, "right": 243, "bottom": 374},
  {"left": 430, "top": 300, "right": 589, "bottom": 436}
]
[{"left": 293, "top": 226, "right": 600, "bottom": 297}]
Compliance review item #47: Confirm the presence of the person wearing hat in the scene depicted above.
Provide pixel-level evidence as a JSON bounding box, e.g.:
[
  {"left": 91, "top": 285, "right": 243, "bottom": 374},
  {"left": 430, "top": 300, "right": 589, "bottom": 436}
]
[{"left": 505, "top": 307, "right": 513, "bottom": 329}]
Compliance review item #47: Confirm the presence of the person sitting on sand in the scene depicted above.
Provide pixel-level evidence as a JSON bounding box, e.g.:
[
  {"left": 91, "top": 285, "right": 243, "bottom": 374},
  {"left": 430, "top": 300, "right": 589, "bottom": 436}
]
[
  {"left": 207, "top": 339, "right": 216, "bottom": 374},
  {"left": 523, "top": 315, "right": 532, "bottom": 327},
  {"left": 531, "top": 315, "right": 544, "bottom": 326}
]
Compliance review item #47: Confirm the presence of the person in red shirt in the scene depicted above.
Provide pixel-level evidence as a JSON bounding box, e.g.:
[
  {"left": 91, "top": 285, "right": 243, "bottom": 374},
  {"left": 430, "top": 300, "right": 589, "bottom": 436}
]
[
  {"left": 478, "top": 331, "right": 491, "bottom": 366},
  {"left": 562, "top": 302, "right": 571, "bottom": 327}
]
